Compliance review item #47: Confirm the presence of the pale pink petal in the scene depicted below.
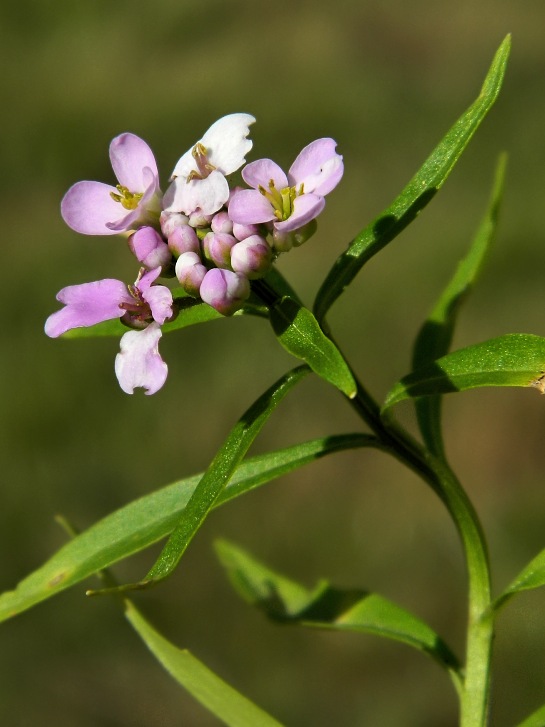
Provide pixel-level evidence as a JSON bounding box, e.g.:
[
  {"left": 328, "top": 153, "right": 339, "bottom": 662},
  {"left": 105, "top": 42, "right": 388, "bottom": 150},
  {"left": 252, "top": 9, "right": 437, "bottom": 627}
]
[
  {"left": 288, "top": 138, "right": 344, "bottom": 195},
  {"left": 163, "top": 171, "right": 229, "bottom": 216},
  {"left": 274, "top": 193, "right": 325, "bottom": 233},
  {"left": 141, "top": 285, "right": 173, "bottom": 325},
  {"left": 242, "top": 159, "right": 288, "bottom": 190},
  {"left": 115, "top": 323, "right": 167, "bottom": 395},
  {"left": 45, "top": 279, "right": 131, "bottom": 337},
  {"left": 228, "top": 189, "right": 276, "bottom": 225},
  {"left": 136, "top": 266, "right": 162, "bottom": 292},
  {"left": 61, "top": 181, "right": 129, "bottom": 235},
  {"left": 109, "top": 133, "right": 159, "bottom": 191}
]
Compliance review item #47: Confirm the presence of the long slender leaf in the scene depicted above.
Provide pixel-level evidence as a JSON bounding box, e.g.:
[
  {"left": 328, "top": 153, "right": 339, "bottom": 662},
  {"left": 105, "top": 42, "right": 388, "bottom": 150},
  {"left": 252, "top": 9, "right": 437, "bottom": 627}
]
[
  {"left": 383, "top": 334, "right": 545, "bottom": 412},
  {"left": 125, "top": 601, "right": 284, "bottom": 727},
  {"left": 270, "top": 297, "right": 356, "bottom": 398},
  {"left": 0, "top": 433, "right": 373, "bottom": 622},
  {"left": 92, "top": 366, "right": 314, "bottom": 593},
  {"left": 215, "top": 540, "right": 462, "bottom": 694},
  {"left": 493, "top": 546, "right": 545, "bottom": 612},
  {"left": 515, "top": 703, "right": 545, "bottom": 727},
  {"left": 313, "top": 35, "right": 511, "bottom": 323},
  {"left": 412, "top": 154, "right": 507, "bottom": 456}
]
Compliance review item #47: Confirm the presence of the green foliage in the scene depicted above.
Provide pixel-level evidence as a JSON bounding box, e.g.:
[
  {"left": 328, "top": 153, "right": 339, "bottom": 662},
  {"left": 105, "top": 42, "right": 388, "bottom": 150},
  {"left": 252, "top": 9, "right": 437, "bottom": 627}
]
[
  {"left": 494, "top": 545, "right": 545, "bottom": 611},
  {"left": 515, "top": 703, "right": 545, "bottom": 727},
  {"left": 269, "top": 297, "right": 356, "bottom": 397},
  {"left": 383, "top": 334, "right": 545, "bottom": 412},
  {"left": 125, "top": 601, "right": 283, "bottom": 727},
  {"left": 313, "top": 34, "right": 511, "bottom": 323},
  {"left": 411, "top": 154, "right": 507, "bottom": 456},
  {"left": 215, "top": 539, "right": 462, "bottom": 694},
  {"left": 0, "top": 433, "right": 372, "bottom": 621}
]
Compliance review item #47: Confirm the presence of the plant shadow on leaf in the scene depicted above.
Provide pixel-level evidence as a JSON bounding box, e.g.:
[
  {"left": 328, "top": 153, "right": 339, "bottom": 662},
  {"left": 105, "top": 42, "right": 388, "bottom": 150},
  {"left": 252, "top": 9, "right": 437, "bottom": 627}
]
[
  {"left": 370, "top": 187, "right": 438, "bottom": 254},
  {"left": 254, "top": 580, "right": 366, "bottom": 624}
]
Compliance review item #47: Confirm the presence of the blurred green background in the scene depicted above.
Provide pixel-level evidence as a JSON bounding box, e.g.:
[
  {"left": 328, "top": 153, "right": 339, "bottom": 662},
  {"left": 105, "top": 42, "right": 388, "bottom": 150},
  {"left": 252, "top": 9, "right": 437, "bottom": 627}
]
[{"left": 2, "top": 1, "right": 545, "bottom": 725}]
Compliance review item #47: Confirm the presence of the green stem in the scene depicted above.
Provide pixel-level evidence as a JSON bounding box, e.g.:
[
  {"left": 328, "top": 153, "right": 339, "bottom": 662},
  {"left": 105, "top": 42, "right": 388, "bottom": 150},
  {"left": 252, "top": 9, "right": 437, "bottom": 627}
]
[
  {"left": 253, "top": 280, "right": 494, "bottom": 724},
  {"left": 348, "top": 374, "right": 493, "bottom": 726}
]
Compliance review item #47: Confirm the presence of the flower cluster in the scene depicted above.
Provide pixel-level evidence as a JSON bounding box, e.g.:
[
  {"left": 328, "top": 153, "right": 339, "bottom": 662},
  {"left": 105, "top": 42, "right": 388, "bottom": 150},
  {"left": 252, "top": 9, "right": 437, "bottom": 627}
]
[{"left": 46, "top": 114, "right": 343, "bottom": 394}]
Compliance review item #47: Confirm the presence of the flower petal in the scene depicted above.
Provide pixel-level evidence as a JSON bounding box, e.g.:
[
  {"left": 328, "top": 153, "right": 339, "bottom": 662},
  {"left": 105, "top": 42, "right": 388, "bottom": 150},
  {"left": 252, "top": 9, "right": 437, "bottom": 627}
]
[
  {"left": 45, "top": 279, "right": 131, "bottom": 337},
  {"left": 163, "top": 170, "right": 229, "bottom": 216},
  {"left": 115, "top": 323, "right": 168, "bottom": 395},
  {"left": 141, "top": 285, "right": 173, "bottom": 325},
  {"left": 288, "top": 138, "right": 344, "bottom": 195},
  {"left": 242, "top": 159, "right": 288, "bottom": 191},
  {"left": 61, "top": 181, "right": 129, "bottom": 235},
  {"left": 109, "top": 133, "right": 159, "bottom": 191},
  {"left": 274, "top": 193, "right": 325, "bottom": 233},
  {"left": 171, "top": 114, "right": 255, "bottom": 180},
  {"left": 201, "top": 113, "right": 255, "bottom": 175},
  {"left": 228, "top": 189, "right": 276, "bottom": 225}
]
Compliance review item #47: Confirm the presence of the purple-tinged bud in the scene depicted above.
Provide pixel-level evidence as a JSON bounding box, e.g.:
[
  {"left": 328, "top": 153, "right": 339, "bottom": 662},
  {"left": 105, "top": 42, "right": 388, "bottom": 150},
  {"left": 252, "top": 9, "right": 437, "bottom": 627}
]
[
  {"left": 211, "top": 211, "right": 234, "bottom": 235},
  {"left": 175, "top": 252, "right": 207, "bottom": 297},
  {"left": 272, "top": 219, "right": 318, "bottom": 252},
  {"left": 230, "top": 235, "right": 273, "bottom": 279},
  {"left": 233, "top": 221, "right": 261, "bottom": 241},
  {"left": 202, "top": 231, "right": 237, "bottom": 269},
  {"left": 168, "top": 224, "right": 200, "bottom": 257},
  {"left": 189, "top": 210, "right": 213, "bottom": 228},
  {"left": 160, "top": 210, "right": 189, "bottom": 237},
  {"left": 128, "top": 226, "right": 172, "bottom": 271},
  {"left": 200, "top": 268, "right": 250, "bottom": 316}
]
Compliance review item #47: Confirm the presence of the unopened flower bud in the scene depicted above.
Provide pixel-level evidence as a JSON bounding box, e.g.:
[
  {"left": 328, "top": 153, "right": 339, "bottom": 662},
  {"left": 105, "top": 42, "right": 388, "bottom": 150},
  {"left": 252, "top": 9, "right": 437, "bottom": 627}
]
[
  {"left": 211, "top": 211, "right": 234, "bottom": 235},
  {"left": 271, "top": 229, "right": 294, "bottom": 252},
  {"left": 203, "top": 231, "right": 237, "bottom": 269},
  {"left": 160, "top": 210, "right": 189, "bottom": 237},
  {"left": 230, "top": 235, "right": 272, "bottom": 279},
  {"left": 233, "top": 221, "right": 261, "bottom": 241},
  {"left": 272, "top": 219, "right": 318, "bottom": 252},
  {"left": 200, "top": 268, "right": 250, "bottom": 316},
  {"left": 175, "top": 252, "right": 207, "bottom": 297},
  {"left": 168, "top": 224, "right": 200, "bottom": 257},
  {"left": 189, "top": 210, "right": 213, "bottom": 228},
  {"left": 291, "top": 219, "right": 318, "bottom": 247},
  {"left": 129, "top": 226, "right": 172, "bottom": 271}
]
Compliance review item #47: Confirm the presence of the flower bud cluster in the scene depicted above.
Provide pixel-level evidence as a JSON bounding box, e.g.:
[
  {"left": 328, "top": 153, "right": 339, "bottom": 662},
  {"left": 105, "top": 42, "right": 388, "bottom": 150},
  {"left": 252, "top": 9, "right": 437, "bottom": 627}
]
[
  {"left": 160, "top": 207, "right": 273, "bottom": 316},
  {"left": 46, "top": 113, "right": 343, "bottom": 394}
]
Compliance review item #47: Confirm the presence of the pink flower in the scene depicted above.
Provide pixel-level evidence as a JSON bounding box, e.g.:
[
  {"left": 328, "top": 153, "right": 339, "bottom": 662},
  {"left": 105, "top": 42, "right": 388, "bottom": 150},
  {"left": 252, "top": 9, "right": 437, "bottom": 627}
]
[
  {"left": 163, "top": 114, "right": 255, "bottom": 217},
  {"left": 115, "top": 323, "right": 167, "bottom": 396},
  {"left": 61, "top": 133, "right": 162, "bottom": 235},
  {"left": 45, "top": 268, "right": 172, "bottom": 394},
  {"left": 228, "top": 138, "right": 343, "bottom": 234}
]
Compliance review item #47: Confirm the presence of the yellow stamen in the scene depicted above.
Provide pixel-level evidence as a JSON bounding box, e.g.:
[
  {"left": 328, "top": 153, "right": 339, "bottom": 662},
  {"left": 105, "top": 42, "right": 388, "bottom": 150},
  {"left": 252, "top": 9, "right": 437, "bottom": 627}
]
[{"left": 110, "top": 185, "right": 143, "bottom": 211}]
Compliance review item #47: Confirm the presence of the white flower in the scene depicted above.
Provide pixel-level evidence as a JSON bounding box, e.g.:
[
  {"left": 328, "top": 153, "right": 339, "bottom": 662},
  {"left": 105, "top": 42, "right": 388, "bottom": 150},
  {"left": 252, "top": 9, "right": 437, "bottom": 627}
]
[{"left": 163, "top": 113, "right": 255, "bottom": 217}]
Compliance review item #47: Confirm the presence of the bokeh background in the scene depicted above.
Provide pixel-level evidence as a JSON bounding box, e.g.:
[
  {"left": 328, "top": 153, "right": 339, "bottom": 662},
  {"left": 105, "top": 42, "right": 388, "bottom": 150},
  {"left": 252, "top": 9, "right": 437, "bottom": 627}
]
[{"left": 2, "top": 1, "right": 545, "bottom": 725}]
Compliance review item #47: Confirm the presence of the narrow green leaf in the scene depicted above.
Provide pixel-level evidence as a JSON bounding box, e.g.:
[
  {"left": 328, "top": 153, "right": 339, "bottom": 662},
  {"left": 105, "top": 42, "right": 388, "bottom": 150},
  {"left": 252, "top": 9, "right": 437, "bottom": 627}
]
[
  {"left": 0, "top": 433, "right": 372, "bottom": 621},
  {"left": 270, "top": 297, "right": 356, "bottom": 398},
  {"left": 64, "top": 294, "right": 223, "bottom": 339},
  {"left": 313, "top": 35, "right": 511, "bottom": 323},
  {"left": 515, "top": 702, "right": 545, "bottom": 727},
  {"left": 412, "top": 154, "right": 507, "bottom": 456},
  {"left": 92, "top": 366, "right": 312, "bottom": 593},
  {"left": 125, "top": 601, "right": 283, "bottom": 727},
  {"left": 383, "top": 334, "right": 545, "bottom": 412},
  {"left": 215, "top": 540, "right": 462, "bottom": 692},
  {"left": 493, "top": 546, "right": 545, "bottom": 611}
]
